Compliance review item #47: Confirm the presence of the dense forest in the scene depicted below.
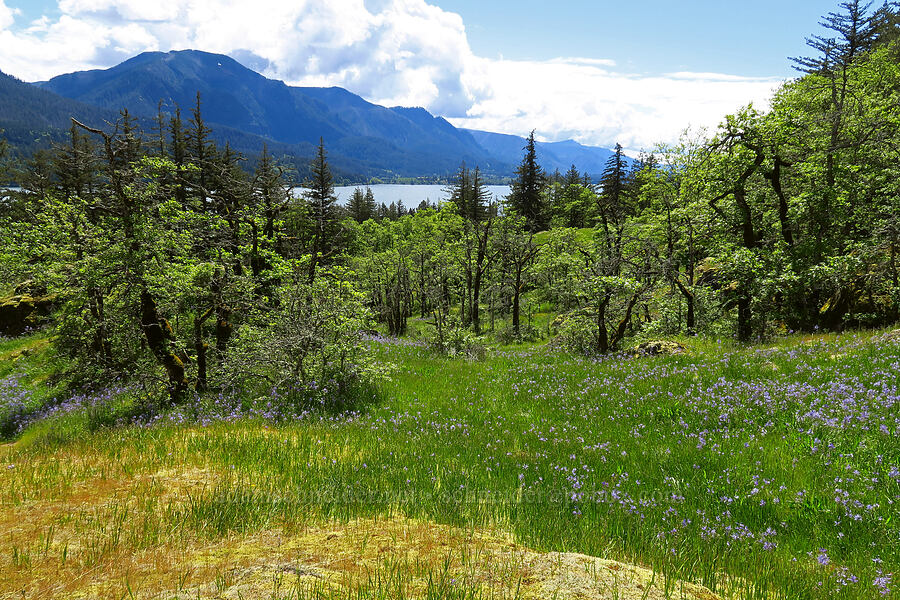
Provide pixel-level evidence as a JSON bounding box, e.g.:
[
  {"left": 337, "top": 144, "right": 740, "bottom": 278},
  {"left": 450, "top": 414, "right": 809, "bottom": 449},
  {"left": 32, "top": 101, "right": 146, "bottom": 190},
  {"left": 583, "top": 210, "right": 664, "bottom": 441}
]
[{"left": 1, "top": 1, "right": 899, "bottom": 407}]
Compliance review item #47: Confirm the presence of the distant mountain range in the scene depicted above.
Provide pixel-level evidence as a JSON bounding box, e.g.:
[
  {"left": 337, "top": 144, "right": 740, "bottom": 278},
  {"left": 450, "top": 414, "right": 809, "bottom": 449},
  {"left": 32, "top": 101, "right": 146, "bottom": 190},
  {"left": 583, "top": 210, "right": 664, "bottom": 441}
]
[{"left": 2, "top": 49, "right": 617, "bottom": 181}]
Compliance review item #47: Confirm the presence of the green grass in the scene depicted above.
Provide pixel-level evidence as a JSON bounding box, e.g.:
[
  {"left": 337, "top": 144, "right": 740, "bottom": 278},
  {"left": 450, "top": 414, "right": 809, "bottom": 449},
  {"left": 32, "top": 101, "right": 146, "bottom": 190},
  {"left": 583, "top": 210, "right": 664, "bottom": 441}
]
[{"left": 1, "top": 329, "right": 899, "bottom": 598}]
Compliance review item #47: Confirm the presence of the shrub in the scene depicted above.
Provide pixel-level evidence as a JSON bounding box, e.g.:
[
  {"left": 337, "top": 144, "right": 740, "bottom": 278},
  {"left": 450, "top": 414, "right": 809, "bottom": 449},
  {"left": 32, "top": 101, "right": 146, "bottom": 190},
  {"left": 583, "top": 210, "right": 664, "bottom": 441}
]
[
  {"left": 549, "top": 314, "right": 599, "bottom": 356},
  {"left": 221, "top": 270, "right": 386, "bottom": 409},
  {"left": 494, "top": 323, "right": 542, "bottom": 345},
  {"left": 426, "top": 321, "right": 486, "bottom": 360}
]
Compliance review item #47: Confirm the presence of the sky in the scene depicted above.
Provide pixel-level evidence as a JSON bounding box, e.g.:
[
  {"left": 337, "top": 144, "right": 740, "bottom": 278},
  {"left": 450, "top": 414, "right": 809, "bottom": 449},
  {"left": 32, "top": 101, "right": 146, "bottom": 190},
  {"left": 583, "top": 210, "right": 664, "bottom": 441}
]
[{"left": 0, "top": 0, "right": 848, "bottom": 152}]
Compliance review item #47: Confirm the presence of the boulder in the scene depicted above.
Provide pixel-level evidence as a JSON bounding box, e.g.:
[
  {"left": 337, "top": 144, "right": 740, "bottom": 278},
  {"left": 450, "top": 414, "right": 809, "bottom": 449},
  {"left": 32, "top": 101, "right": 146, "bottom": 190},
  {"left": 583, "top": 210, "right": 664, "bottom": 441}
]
[
  {"left": 0, "top": 291, "right": 56, "bottom": 337},
  {"left": 631, "top": 340, "right": 687, "bottom": 356}
]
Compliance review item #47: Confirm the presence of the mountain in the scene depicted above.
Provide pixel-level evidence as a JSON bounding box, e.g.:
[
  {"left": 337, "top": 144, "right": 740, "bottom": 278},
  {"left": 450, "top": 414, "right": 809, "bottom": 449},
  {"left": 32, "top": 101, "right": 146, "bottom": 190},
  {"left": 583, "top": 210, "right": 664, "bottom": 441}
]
[
  {"left": 0, "top": 70, "right": 121, "bottom": 152},
  {"left": 465, "top": 129, "right": 616, "bottom": 178},
  {"left": 3, "top": 49, "right": 621, "bottom": 180},
  {"left": 36, "top": 50, "right": 504, "bottom": 177}
]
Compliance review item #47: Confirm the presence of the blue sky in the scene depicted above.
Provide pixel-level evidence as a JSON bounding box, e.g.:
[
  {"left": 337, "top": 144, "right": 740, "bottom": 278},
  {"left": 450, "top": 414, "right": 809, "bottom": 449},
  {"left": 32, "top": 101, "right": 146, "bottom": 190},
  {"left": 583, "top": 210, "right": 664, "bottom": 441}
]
[
  {"left": 0, "top": 0, "right": 853, "bottom": 150},
  {"left": 438, "top": 0, "right": 834, "bottom": 77}
]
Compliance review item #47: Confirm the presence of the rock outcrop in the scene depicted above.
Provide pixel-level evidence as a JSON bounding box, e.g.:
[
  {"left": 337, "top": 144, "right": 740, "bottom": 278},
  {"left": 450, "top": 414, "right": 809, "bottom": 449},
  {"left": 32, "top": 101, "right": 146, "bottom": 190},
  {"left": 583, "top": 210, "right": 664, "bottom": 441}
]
[{"left": 0, "top": 282, "right": 56, "bottom": 336}]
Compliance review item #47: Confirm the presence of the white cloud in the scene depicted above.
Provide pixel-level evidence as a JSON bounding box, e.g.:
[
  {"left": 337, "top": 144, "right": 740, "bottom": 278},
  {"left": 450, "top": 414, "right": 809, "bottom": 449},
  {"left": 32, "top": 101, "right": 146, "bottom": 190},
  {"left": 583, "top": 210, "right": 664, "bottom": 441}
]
[
  {"left": 455, "top": 57, "right": 783, "bottom": 150},
  {"left": 0, "top": 0, "right": 785, "bottom": 149},
  {"left": 0, "top": 0, "right": 18, "bottom": 29}
]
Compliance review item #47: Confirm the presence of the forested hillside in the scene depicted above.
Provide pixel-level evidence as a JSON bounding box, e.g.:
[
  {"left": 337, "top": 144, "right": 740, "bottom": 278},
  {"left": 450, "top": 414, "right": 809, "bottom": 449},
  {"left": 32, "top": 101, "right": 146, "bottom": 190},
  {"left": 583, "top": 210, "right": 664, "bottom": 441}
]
[
  {"left": 36, "top": 50, "right": 506, "bottom": 177},
  {"left": 2, "top": 48, "right": 621, "bottom": 181}
]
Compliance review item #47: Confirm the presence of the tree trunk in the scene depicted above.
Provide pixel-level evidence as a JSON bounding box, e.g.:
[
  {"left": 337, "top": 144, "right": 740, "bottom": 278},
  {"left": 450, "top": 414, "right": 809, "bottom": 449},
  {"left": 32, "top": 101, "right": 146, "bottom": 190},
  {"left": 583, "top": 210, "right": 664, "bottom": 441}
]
[
  {"left": 737, "top": 292, "right": 752, "bottom": 343},
  {"left": 215, "top": 309, "right": 232, "bottom": 360},
  {"left": 609, "top": 290, "right": 641, "bottom": 351},
  {"left": 765, "top": 159, "right": 795, "bottom": 247},
  {"left": 250, "top": 220, "right": 262, "bottom": 278},
  {"left": 673, "top": 277, "right": 696, "bottom": 335},
  {"left": 512, "top": 275, "right": 521, "bottom": 337},
  {"left": 595, "top": 297, "right": 608, "bottom": 354},
  {"left": 472, "top": 269, "right": 483, "bottom": 335},
  {"left": 88, "top": 286, "right": 112, "bottom": 363},
  {"left": 141, "top": 290, "right": 188, "bottom": 404},
  {"left": 194, "top": 307, "right": 212, "bottom": 393}
]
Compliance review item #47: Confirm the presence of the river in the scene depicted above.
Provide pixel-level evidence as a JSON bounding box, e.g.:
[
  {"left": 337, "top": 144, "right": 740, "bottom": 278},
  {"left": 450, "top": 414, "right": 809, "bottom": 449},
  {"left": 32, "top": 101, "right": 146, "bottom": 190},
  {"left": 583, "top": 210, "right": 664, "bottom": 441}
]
[
  {"left": 295, "top": 184, "right": 511, "bottom": 207},
  {"left": 3, "top": 184, "right": 512, "bottom": 207}
]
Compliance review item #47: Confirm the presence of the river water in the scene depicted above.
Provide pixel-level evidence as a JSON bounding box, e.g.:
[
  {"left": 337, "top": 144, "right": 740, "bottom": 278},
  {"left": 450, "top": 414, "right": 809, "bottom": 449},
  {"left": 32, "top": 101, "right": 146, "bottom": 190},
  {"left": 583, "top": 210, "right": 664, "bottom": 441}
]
[
  {"left": 3, "top": 185, "right": 512, "bottom": 207},
  {"left": 295, "top": 184, "right": 511, "bottom": 207}
]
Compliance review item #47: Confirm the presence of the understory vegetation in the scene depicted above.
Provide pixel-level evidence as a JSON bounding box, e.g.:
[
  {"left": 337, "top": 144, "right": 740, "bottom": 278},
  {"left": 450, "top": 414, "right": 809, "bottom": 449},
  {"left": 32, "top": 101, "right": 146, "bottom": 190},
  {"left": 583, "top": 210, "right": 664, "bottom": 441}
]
[{"left": 1, "top": 2, "right": 899, "bottom": 599}]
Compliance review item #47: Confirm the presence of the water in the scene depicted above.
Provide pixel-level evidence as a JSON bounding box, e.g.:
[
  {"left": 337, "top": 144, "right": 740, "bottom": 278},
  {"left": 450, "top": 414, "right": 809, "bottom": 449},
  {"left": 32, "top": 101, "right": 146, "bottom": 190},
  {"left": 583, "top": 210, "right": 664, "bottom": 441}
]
[
  {"left": 294, "top": 184, "right": 511, "bottom": 207},
  {"left": 3, "top": 184, "right": 512, "bottom": 208}
]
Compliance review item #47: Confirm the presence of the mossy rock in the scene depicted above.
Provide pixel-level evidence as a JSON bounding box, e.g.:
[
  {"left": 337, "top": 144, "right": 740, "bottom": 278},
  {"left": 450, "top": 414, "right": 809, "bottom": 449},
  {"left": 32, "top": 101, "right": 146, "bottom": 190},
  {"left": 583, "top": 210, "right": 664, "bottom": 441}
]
[
  {"left": 549, "top": 308, "right": 592, "bottom": 334},
  {"left": 631, "top": 340, "right": 687, "bottom": 357},
  {"left": 0, "top": 292, "right": 56, "bottom": 336}
]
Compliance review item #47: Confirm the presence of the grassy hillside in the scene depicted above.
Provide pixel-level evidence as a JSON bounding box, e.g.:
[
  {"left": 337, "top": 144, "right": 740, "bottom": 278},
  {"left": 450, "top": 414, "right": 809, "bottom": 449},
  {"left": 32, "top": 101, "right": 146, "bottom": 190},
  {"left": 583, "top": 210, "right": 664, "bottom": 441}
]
[{"left": 1, "top": 330, "right": 898, "bottom": 598}]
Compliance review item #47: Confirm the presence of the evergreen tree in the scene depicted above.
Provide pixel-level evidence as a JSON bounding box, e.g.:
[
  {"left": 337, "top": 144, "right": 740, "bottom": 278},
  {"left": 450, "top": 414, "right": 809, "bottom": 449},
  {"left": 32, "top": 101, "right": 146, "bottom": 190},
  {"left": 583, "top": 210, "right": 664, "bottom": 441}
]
[
  {"left": 791, "top": 1, "right": 879, "bottom": 74},
  {"left": 790, "top": 1, "right": 880, "bottom": 252},
  {"left": 561, "top": 164, "right": 587, "bottom": 228},
  {"left": 506, "top": 131, "right": 547, "bottom": 231},
  {"left": 448, "top": 162, "right": 491, "bottom": 221},
  {"left": 252, "top": 145, "right": 288, "bottom": 241},
  {"left": 304, "top": 138, "right": 338, "bottom": 283},
  {"left": 470, "top": 166, "right": 492, "bottom": 221},
  {"left": 169, "top": 106, "right": 188, "bottom": 206},
  {"left": 187, "top": 92, "right": 217, "bottom": 203},
  {"left": 348, "top": 187, "right": 368, "bottom": 222},
  {"left": 447, "top": 161, "right": 472, "bottom": 219},
  {"left": 364, "top": 187, "right": 377, "bottom": 218},
  {"left": 53, "top": 122, "right": 98, "bottom": 201},
  {"left": 597, "top": 143, "right": 631, "bottom": 255},
  {"left": 152, "top": 100, "right": 168, "bottom": 157}
]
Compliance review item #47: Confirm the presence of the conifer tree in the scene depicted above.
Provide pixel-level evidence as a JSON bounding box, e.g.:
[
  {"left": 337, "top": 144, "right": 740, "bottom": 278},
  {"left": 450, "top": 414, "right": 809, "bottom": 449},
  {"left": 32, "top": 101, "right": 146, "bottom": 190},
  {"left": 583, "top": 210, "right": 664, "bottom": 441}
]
[
  {"left": 187, "top": 92, "right": 216, "bottom": 203},
  {"left": 54, "top": 122, "right": 97, "bottom": 201},
  {"left": 561, "top": 164, "right": 586, "bottom": 228},
  {"left": 470, "top": 166, "right": 491, "bottom": 221},
  {"left": 364, "top": 187, "right": 377, "bottom": 218},
  {"left": 506, "top": 131, "right": 547, "bottom": 231},
  {"left": 447, "top": 161, "right": 471, "bottom": 219},
  {"left": 448, "top": 162, "right": 491, "bottom": 221},
  {"left": 790, "top": 1, "right": 880, "bottom": 251},
  {"left": 597, "top": 143, "right": 631, "bottom": 258},
  {"left": 304, "top": 138, "right": 337, "bottom": 283},
  {"left": 349, "top": 187, "right": 369, "bottom": 222},
  {"left": 169, "top": 106, "right": 188, "bottom": 205},
  {"left": 791, "top": 1, "right": 878, "bottom": 74}
]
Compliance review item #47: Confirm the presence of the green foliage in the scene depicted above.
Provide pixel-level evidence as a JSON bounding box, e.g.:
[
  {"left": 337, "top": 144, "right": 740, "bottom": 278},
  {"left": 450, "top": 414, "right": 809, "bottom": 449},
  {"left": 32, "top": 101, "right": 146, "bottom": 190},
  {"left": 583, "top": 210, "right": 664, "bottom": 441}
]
[
  {"left": 425, "top": 319, "right": 486, "bottom": 360},
  {"left": 4, "top": 1, "right": 900, "bottom": 399},
  {"left": 446, "top": 161, "right": 493, "bottom": 222},
  {"left": 505, "top": 131, "right": 548, "bottom": 231},
  {"left": 223, "top": 267, "right": 382, "bottom": 407}
]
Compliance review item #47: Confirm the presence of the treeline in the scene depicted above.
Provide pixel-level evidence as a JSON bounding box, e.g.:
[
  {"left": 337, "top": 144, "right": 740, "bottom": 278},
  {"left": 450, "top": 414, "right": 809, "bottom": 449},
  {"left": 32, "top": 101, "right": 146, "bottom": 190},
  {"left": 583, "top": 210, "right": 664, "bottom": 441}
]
[{"left": 1, "top": 1, "right": 899, "bottom": 406}]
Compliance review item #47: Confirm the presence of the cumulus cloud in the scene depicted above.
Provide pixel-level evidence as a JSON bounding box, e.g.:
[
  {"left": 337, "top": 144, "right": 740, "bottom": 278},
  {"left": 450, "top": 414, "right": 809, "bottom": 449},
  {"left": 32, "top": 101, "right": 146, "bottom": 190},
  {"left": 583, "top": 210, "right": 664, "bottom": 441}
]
[
  {"left": 0, "top": 0, "right": 786, "bottom": 149},
  {"left": 456, "top": 57, "right": 782, "bottom": 150},
  {"left": 0, "top": 1, "right": 16, "bottom": 29}
]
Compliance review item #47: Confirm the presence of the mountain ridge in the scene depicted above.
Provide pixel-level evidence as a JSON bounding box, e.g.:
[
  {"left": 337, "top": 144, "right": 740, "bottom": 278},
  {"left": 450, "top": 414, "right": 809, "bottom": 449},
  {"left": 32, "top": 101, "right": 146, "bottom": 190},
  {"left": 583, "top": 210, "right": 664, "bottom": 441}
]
[{"left": 5, "top": 49, "right": 618, "bottom": 180}]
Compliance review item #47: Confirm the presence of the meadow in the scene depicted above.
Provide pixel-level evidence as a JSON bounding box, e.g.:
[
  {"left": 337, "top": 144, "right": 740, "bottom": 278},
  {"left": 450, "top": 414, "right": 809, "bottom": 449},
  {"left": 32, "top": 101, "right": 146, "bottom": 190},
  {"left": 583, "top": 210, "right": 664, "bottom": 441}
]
[{"left": 0, "top": 329, "right": 898, "bottom": 599}]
